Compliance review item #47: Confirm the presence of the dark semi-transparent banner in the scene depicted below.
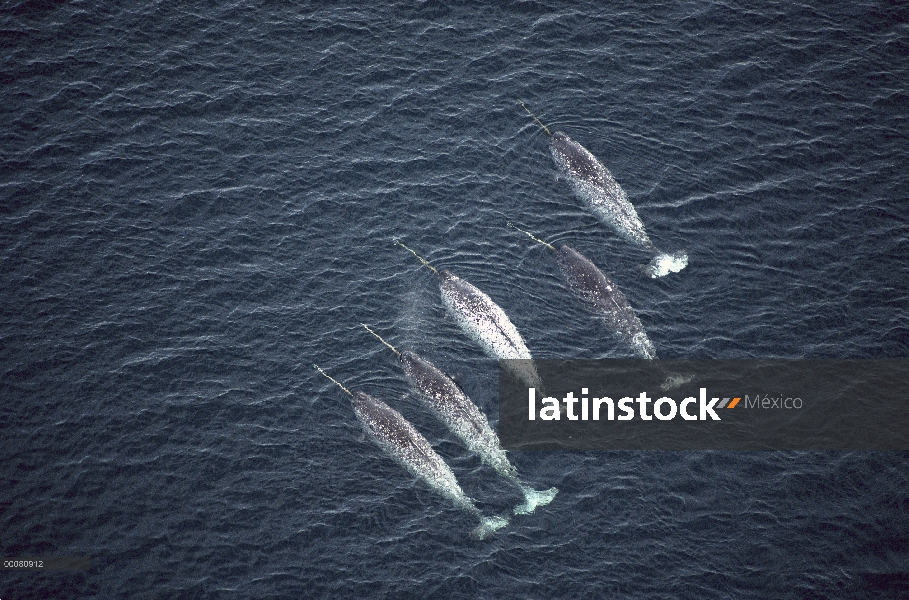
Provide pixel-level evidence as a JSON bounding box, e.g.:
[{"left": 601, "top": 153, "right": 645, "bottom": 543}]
[{"left": 498, "top": 360, "right": 909, "bottom": 450}]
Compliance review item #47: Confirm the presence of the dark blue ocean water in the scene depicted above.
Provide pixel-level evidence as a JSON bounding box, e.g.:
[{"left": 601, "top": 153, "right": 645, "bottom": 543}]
[{"left": 2, "top": 1, "right": 909, "bottom": 598}]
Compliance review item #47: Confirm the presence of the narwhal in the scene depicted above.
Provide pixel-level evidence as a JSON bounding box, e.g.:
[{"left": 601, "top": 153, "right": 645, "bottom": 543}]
[
  {"left": 362, "top": 324, "right": 558, "bottom": 515},
  {"left": 508, "top": 223, "right": 656, "bottom": 359},
  {"left": 395, "top": 240, "right": 543, "bottom": 392},
  {"left": 314, "top": 364, "right": 509, "bottom": 539},
  {"left": 521, "top": 102, "right": 688, "bottom": 278}
]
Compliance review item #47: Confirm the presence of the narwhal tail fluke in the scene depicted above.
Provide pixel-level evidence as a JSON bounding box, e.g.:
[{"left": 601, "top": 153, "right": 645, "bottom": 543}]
[
  {"left": 513, "top": 485, "right": 559, "bottom": 515},
  {"left": 647, "top": 251, "right": 688, "bottom": 278},
  {"left": 471, "top": 515, "right": 511, "bottom": 540}
]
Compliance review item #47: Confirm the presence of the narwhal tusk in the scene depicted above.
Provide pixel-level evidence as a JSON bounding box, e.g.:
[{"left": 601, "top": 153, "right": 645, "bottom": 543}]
[
  {"left": 314, "top": 364, "right": 352, "bottom": 396},
  {"left": 507, "top": 222, "right": 556, "bottom": 251},
  {"left": 520, "top": 101, "right": 552, "bottom": 137},
  {"left": 361, "top": 323, "right": 401, "bottom": 356},
  {"left": 395, "top": 240, "right": 439, "bottom": 275}
]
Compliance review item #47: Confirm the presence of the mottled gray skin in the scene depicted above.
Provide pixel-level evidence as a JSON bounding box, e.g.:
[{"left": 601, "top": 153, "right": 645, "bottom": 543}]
[
  {"left": 550, "top": 131, "right": 654, "bottom": 250},
  {"left": 438, "top": 270, "right": 530, "bottom": 360},
  {"left": 400, "top": 351, "right": 518, "bottom": 480},
  {"left": 555, "top": 244, "right": 656, "bottom": 359},
  {"left": 438, "top": 269, "right": 543, "bottom": 390},
  {"left": 350, "top": 391, "right": 479, "bottom": 516}
]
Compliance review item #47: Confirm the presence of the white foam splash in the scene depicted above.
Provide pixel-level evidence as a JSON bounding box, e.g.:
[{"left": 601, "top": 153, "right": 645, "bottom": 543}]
[
  {"left": 513, "top": 486, "right": 559, "bottom": 515},
  {"left": 631, "top": 332, "right": 657, "bottom": 359},
  {"left": 471, "top": 515, "right": 510, "bottom": 540},
  {"left": 648, "top": 252, "right": 688, "bottom": 278},
  {"left": 660, "top": 373, "right": 695, "bottom": 391}
]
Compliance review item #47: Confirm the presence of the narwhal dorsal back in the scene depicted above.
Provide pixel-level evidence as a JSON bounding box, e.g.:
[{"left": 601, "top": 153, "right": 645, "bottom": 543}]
[
  {"left": 555, "top": 243, "right": 630, "bottom": 314},
  {"left": 400, "top": 351, "right": 456, "bottom": 397},
  {"left": 552, "top": 244, "right": 655, "bottom": 358},
  {"left": 352, "top": 391, "right": 442, "bottom": 467},
  {"left": 438, "top": 270, "right": 526, "bottom": 358},
  {"left": 399, "top": 351, "right": 488, "bottom": 439},
  {"left": 319, "top": 366, "right": 511, "bottom": 536},
  {"left": 550, "top": 131, "right": 609, "bottom": 185}
]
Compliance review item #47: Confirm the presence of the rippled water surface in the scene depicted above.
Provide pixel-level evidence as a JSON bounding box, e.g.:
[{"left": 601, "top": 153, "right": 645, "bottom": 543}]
[{"left": 2, "top": 1, "right": 908, "bottom": 598}]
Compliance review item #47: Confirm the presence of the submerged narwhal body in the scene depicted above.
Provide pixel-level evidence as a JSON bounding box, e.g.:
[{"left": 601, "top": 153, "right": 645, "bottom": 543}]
[
  {"left": 363, "top": 324, "right": 557, "bottom": 515},
  {"left": 316, "top": 366, "right": 508, "bottom": 539},
  {"left": 396, "top": 241, "right": 543, "bottom": 392},
  {"left": 548, "top": 131, "right": 688, "bottom": 278},
  {"left": 555, "top": 244, "right": 656, "bottom": 359},
  {"left": 508, "top": 224, "right": 656, "bottom": 359}
]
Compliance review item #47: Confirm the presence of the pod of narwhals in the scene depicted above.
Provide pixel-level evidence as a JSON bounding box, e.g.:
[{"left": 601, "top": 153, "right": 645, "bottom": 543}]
[{"left": 316, "top": 102, "right": 688, "bottom": 539}]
